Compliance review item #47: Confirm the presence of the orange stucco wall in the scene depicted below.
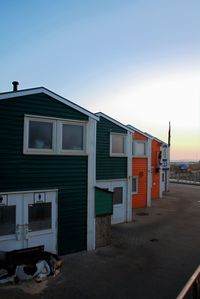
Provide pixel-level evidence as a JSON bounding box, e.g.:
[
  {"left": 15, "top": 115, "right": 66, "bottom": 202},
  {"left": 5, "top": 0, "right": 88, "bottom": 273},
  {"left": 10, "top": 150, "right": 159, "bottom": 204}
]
[
  {"left": 134, "top": 131, "right": 148, "bottom": 141},
  {"left": 151, "top": 139, "right": 161, "bottom": 199},
  {"left": 132, "top": 131, "right": 148, "bottom": 208}
]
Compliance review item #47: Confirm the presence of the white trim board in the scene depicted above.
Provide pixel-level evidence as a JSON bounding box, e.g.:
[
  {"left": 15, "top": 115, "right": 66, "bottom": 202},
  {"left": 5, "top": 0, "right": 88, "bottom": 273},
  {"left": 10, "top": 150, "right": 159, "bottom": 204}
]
[
  {"left": 127, "top": 124, "right": 153, "bottom": 140},
  {"left": 144, "top": 132, "right": 167, "bottom": 145},
  {"left": 0, "top": 87, "right": 99, "bottom": 121},
  {"left": 0, "top": 189, "right": 58, "bottom": 195},
  {"left": 95, "top": 112, "right": 133, "bottom": 133}
]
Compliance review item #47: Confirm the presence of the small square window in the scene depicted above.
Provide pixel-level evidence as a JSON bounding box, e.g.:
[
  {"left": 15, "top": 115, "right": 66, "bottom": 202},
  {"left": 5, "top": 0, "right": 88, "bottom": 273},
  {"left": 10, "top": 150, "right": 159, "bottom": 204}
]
[
  {"left": 29, "top": 120, "right": 53, "bottom": 149},
  {"left": 110, "top": 134, "right": 126, "bottom": 156},
  {"left": 133, "top": 141, "right": 146, "bottom": 156},
  {"left": 132, "top": 177, "right": 138, "bottom": 194},
  {"left": 62, "top": 124, "right": 84, "bottom": 150},
  {"left": 113, "top": 187, "right": 123, "bottom": 205}
]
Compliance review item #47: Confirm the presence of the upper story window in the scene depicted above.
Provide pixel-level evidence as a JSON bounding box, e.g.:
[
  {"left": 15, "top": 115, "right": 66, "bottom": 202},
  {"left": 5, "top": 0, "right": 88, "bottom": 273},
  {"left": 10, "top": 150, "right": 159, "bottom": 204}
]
[
  {"left": 24, "top": 116, "right": 86, "bottom": 155},
  {"left": 29, "top": 120, "right": 54, "bottom": 150},
  {"left": 62, "top": 124, "right": 83, "bottom": 151},
  {"left": 133, "top": 141, "right": 147, "bottom": 157},
  {"left": 110, "top": 133, "right": 126, "bottom": 156}
]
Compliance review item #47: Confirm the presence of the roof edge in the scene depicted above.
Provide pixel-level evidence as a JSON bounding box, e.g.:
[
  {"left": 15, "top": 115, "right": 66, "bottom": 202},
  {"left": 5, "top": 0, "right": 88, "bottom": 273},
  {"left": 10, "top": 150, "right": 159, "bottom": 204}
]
[
  {"left": 95, "top": 112, "right": 133, "bottom": 133},
  {"left": 0, "top": 87, "right": 99, "bottom": 121}
]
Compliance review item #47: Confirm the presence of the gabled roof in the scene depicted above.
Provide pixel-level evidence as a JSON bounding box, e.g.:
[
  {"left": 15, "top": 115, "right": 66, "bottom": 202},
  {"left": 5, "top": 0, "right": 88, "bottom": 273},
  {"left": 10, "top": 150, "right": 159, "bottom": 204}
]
[
  {"left": 95, "top": 112, "right": 133, "bottom": 133},
  {"left": 144, "top": 132, "right": 167, "bottom": 145},
  {"left": 0, "top": 87, "right": 99, "bottom": 121},
  {"left": 127, "top": 124, "right": 153, "bottom": 140}
]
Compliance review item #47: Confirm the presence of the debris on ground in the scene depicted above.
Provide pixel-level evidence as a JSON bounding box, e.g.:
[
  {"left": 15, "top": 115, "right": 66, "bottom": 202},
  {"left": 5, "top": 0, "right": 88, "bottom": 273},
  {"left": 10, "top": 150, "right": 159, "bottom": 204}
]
[
  {"left": 0, "top": 246, "right": 63, "bottom": 285},
  {"left": 136, "top": 212, "right": 149, "bottom": 216}
]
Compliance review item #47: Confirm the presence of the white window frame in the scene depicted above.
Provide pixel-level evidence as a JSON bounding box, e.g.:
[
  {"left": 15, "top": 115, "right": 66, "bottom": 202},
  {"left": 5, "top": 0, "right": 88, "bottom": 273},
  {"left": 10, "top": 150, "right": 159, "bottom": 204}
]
[
  {"left": 132, "top": 141, "right": 147, "bottom": 157},
  {"left": 110, "top": 133, "right": 127, "bottom": 157},
  {"left": 132, "top": 176, "right": 138, "bottom": 194},
  {"left": 57, "top": 120, "right": 86, "bottom": 155},
  {"left": 23, "top": 116, "right": 57, "bottom": 154},
  {"left": 23, "top": 115, "right": 87, "bottom": 155}
]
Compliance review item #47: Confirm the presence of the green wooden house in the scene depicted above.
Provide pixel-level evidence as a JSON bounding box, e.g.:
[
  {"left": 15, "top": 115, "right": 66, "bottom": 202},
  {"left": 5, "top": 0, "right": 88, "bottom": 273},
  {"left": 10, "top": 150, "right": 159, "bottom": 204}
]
[
  {"left": 0, "top": 86, "right": 98, "bottom": 255},
  {"left": 95, "top": 113, "right": 133, "bottom": 224}
]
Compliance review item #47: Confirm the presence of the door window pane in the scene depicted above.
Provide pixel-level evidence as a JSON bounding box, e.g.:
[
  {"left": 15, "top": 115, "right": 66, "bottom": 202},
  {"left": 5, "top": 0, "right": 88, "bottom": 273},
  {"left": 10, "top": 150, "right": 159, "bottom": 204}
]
[
  {"left": 62, "top": 124, "right": 83, "bottom": 150},
  {"left": 112, "top": 135, "right": 125, "bottom": 154},
  {"left": 29, "top": 203, "right": 51, "bottom": 231},
  {"left": 0, "top": 206, "right": 16, "bottom": 236},
  {"left": 162, "top": 173, "right": 165, "bottom": 182},
  {"left": 132, "top": 177, "right": 138, "bottom": 193},
  {"left": 29, "top": 121, "right": 53, "bottom": 149},
  {"left": 113, "top": 187, "right": 123, "bottom": 205}
]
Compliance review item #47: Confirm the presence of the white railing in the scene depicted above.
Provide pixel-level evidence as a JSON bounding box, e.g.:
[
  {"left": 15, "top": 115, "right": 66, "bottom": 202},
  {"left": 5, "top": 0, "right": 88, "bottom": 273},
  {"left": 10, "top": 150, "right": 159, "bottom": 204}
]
[{"left": 177, "top": 265, "right": 200, "bottom": 299}]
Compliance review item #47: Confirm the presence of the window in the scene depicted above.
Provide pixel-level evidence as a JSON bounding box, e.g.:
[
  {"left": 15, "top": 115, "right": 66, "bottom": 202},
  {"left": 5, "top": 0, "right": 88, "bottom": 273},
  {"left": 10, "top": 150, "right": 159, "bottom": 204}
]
[
  {"left": 133, "top": 141, "right": 147, "bottom": 156},
  {"left": 62, "top": 124, "right": 84, "bottom": 151},
  {"left": 162, "top": 173, "right": 165, "bottom": 182},
  {"left": 110, "top": 134, "right": 126, "bottom": 156},
  {"left": 132, "top": 177, "right": 138, "bottom": 194},
  {"left": 24, "top": 116, "right": 86, "bottom": 155},
  {"left": 113, "top": 187, "right": 123, "bottom": 205},
  {"left": 29, "top": 121, "right": 53, "bottom": 149},
  {"left": 0, "top": 206, "right": 16, "bottom": 236},
  {"left": 29, "top": 203, "right": 51, "bottom": 231}
]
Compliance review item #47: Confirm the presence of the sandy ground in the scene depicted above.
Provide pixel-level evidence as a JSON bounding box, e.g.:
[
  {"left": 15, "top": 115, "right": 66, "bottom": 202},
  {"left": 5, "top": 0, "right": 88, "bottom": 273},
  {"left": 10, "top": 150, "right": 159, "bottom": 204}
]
[{"left": 1, "top": 183, "right": 200, "bottom": 299}]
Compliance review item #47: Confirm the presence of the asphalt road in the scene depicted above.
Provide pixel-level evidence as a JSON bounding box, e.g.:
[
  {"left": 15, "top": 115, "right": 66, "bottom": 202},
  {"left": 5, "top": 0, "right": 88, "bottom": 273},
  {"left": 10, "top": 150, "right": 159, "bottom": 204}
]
[{"left": 1, "top": 183, "right": 200, "bottom": 299}]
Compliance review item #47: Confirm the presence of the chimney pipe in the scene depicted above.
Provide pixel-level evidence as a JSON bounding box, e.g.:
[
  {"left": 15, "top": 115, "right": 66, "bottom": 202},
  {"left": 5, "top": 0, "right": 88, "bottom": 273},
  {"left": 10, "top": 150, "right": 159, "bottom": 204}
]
[{"left": 12, "top": 81, "right": 19, "bottom": 92}]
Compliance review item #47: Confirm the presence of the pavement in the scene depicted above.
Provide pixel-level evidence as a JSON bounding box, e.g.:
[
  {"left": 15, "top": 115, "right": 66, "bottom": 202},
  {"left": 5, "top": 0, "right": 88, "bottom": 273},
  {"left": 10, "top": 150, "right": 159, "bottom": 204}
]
[{"left": 1, "top": 183, "right": 200, "bottom": 299}]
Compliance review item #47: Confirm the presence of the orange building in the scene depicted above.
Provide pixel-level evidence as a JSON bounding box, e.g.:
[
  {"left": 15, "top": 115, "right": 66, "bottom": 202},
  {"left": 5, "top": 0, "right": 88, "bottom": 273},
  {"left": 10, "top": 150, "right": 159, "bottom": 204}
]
[{"left": 127, "top": 125, "right": 152, "bottom": 209}]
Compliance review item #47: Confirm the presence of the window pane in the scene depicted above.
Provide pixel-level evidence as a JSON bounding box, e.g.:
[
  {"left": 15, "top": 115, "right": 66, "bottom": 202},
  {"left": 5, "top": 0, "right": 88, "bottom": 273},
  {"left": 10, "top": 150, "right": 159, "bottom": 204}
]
[
  {"left": 29, "top": 203, "right": 51, "bottom": 231},
  {"left": 112, "top": 135, "right": 124, "bottom": 154},
  {"left": 113, "top": 187, "right": 123, "bottom": 205},
  {"left": 29, "top": 121, "right": 53, "bottom": 149},
  {"left": 132, "top": 177, "right": 138, "bottom": 193},
  {"left": 134, "top": 142, "right": 145, "bottom": 156},
  {"left": 62, "top": 124, "right": 83, "bottom": 150},
  {"left": 162, "top": 173, "right": 165, "bottom": 182},
  {"left": 0, "top": 206, "right": 16, "bottom": 236}
]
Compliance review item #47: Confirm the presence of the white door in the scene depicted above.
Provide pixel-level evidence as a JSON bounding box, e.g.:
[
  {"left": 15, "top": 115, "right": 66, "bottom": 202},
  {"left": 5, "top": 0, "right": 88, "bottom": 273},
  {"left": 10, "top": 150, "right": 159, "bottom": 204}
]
[
  {"left": 111, "top": 181, "right": 127, "bottom": 225},
  {"left": 0, "top": 190, "right": 57, "bottom": 253},
  {"left": 96, "top": 181, "right": 127, "bottom": 224}
]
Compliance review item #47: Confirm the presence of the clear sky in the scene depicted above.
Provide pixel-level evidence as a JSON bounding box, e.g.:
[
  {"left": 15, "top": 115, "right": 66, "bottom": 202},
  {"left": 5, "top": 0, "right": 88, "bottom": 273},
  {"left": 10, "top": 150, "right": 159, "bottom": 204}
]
[{"left": 1, "top": 0, "right": 200, "bottom": 161}]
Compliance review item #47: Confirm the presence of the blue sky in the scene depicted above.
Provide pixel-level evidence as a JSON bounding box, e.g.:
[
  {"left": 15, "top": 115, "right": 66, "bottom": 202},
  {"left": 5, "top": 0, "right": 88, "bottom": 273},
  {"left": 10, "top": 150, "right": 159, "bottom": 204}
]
[{"left": 1, "top": 0, "right": 200, "bottom": 160}]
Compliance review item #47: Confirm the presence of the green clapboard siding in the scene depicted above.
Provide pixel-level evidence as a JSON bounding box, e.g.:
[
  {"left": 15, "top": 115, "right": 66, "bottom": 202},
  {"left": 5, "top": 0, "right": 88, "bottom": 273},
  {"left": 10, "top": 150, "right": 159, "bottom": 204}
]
[
  {"left": 95, "top": 187, "right": 113, "bottom": 216},
  {"left": 96, "top": 116, "right": 127, "bottom": 180},
  {"left": 0, "top": 93, "right": 89, "bottom": 255}
]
